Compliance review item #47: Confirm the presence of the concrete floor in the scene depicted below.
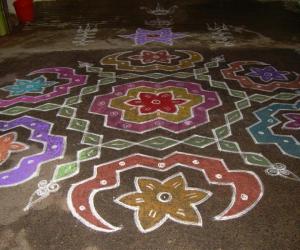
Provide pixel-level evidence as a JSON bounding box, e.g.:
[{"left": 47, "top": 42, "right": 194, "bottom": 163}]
[{"left": 0, "top": 1, "right": 299, "bottom": 249}]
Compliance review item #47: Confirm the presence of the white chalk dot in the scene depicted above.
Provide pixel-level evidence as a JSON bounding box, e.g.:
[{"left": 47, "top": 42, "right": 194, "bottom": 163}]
[
  {"left": 258, "top": 131, "right": 264, "bottom": 135},
  {"left": 27, "top": 160, "right": 34, "bottom": 164},
  {"left": 118, "top": 161, "right": 126, "bottom": 166},
  {"left": 184, "top": 121, "right": 193, "bottom": 125},
  {"left": 1, "top": 175, "right": 9, "bottom": 179},
  {"left": 241, "top": 194, "right": 248, "bottom": 200},
  {"left": 100, "top": 180, "right": 107, "bottom": 185},
  {"left": 30, "top": 123, "right": 36, "bottom": 127},
  {"left": 215, "top": 174, "right": 222, "bottom": 179},
  {"left": 79, "top": 205, "right": 86, "bottom": 211},
  {"left": 158, "top": 162, "right": 165, "bottom": 168},
  {"left": 51, "top": 145, "right": 58, "bottom": 149},
  {"left": 192, "top": 160, "right": 199, "bottom": 164}
]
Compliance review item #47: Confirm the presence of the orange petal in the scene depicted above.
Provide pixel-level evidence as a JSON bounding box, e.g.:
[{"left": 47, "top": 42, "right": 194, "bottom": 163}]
[
  {"left": 137, "top": 177, "right": 161, "bottom": 193},
  {"left": 137, "top": 206, "right": 166, "bottom": 233},
  {"left": 115, "top": 192, "right": 146, "bottom": 208},
  {"left": 169, "top": 205, "right": 202, "bottom": 226},
  {"left": 0, "top": 151, "right": 8, "bottom": 164},
  {"left": 9, "top": 142, "right": 27, "bottom": 151},
  {"left": 0, "top": 132, "right": 15, "bottom": 144}
]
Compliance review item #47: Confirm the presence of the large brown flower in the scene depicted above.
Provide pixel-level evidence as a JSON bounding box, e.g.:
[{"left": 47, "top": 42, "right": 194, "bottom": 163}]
[{"left": 115, "top": 173, "right": 212, "bottom": 233}]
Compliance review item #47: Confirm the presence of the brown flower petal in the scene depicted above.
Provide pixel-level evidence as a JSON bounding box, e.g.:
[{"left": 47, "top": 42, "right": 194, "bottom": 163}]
[
  {"left": 137, "top": 206, "right": 165, "bottom": 232},
  {"left": 137, "top": 177, "right": 161, "bottom": 193},
  {"left": 115, "top": 192, "right": 146, "bottom": 208},
  {"left": 169, "top": 205, "right": 202, "bottom": 226},
  {"left": 182, "top": 189, "right": 210, "bottom": 204},
  {"left": 163, "top": 173, "right": 186, "bottom": 190}
]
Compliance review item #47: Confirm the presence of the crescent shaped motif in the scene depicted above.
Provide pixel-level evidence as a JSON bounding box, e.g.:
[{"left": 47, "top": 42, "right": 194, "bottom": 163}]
[{"left": 67, "top": 152, "right": 263, "bottom": 232}]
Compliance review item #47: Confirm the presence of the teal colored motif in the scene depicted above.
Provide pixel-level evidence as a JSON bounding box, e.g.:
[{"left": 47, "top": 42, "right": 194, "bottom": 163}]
[
  {"left": 1, "top": 76, "right": 57, "bottom": 96},
  {"left": 248, "top": 101, "right": 300, "bottom": 159}
]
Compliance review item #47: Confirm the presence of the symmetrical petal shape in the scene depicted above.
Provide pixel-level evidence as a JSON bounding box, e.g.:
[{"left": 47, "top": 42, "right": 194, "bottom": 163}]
[{"left": 115, "top": 173, "right": 212, "bottom": 233}]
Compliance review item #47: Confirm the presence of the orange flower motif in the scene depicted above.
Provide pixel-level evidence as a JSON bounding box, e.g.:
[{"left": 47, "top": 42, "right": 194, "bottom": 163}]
[
  {"left": 0, "top": 132, "right": 28, "bottom": 165},
  {"left": 115, "top": 173, "right": 212, "bottom": 233}
]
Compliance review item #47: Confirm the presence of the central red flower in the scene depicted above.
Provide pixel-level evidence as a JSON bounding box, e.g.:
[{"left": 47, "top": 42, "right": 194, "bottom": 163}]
[{"left": 127, "top": 92, "right": 186, "bottom": 114}]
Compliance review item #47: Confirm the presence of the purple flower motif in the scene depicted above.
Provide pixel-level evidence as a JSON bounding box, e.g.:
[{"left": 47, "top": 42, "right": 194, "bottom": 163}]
[
  {"left": 246, "top": 66, "right": 289, "bottom": 82},
  {"left": 119, "top": 28, "right": 187, "bottom": 45}
]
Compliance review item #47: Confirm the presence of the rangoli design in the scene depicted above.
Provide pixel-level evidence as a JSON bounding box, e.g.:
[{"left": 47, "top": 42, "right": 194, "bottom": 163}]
[
  {"left": 246, "top": 66, "right": 289, "bottom": 82},
  {"left": 1, "top": 76, "right": 57, "bottom": 97},
  {"left": 282, "top": 113, "right": 300, "bottom": 130},
  {"left": 0, "top": 132, "right": 28, "bottom": 165},
  {"left": 0, "top": 116, "right": 66, "bottom": 187},
  {"left": 89, "top": 80, "right": 221, "bottom": 133},
  {"left": 221, "top": 61, "right": 300, "bottom": 92},
  {"left": 115, "top": 173, "right": 211, "bottom": 233},
  {"left": 119, "top": 28, "right": 187, "bottom": 45},
  {"left": 100, "top": 50, "right": 203, "bottom": 72},
  {"left": 0, "top": 36, "right": 299, "bottom": 238},
  {"left": 68, "top": 152, "right": 263, "bottom": 232},
  {"left": 128, "top": 50, "right": 179, "bottom": 64},
  {"left": 248, "top": 101, "right": 300, "bottom": 158},
  {"left": 0, "top": 67, "right": 88, "bottom": 108}
]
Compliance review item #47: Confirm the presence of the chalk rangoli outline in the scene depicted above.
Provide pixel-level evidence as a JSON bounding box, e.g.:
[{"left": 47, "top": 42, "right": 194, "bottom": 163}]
[
  {"left": 0, "top": 67, "right": 88, "bottom": 108},
  {"left": 140, "top": 3, "right": 178, "bottom": 16},
  {"left": 119, "top": 28, "right": 187, "bottom": 46},
  {"left": 0, "top": 132, "right": 29, "bottom": 166},
  {"left": 72, "top": 24, "right": 98, "bottom": 47},
  {"left": 128, "top": 50, "right": 179, "bottom": 65},
  {"left": 100, "top": 50, "right": 203, "bottom": 72},
  {"left": 282, "top": 112, "right": 300, "bottom": 130},
  {"left": 0, "top": 116, "right": 66, "bottom": 187},
  {"left": 246, "top": 66, "right": 289, "bottom": 83},
  {"left": 89, "top": 80, "right": 221, "bottom": 134},
  {"left": 67, "top": 152, "right": 264, "bottom": 233},
  {"left": 115, "top": 172, "right": 212, "bottom": 233},
  {"left": 247, "top": 101, "right": 300, "bottom": 159},
  {"left": 1, "top": 75, "right": 58, "bottom": 97},
  {"left": 221, "top": 61, "right": 300, "bottom": 92}
]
